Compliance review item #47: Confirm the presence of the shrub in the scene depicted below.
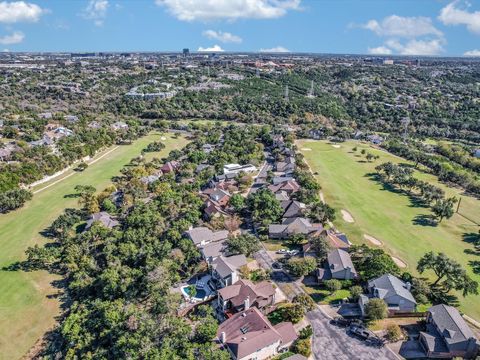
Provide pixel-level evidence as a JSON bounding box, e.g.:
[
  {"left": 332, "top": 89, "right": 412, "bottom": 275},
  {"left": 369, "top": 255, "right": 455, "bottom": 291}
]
[
  {"left": 293, "top": 338, "right": 311, "bottom": 357},
  {"left": 299, "top": 325, "right": 313, "bottom": 339},
  {"left": 324, "top": 279, "right": 342, "bottom": 293},
  {"left": 386, "top": 323, "right": 403, "bottom": 342},
  {"left": 293, "top": 294, "right": 316, "bottom": 312},
  {"left": 350, "top": 285, "right": 363, "bottom": 301}
]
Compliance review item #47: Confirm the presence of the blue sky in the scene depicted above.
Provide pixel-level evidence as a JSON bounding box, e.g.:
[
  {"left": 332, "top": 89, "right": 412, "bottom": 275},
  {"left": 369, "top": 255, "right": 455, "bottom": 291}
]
[{"left": 0, "top": 0, "right": 479, "bottom": 56}]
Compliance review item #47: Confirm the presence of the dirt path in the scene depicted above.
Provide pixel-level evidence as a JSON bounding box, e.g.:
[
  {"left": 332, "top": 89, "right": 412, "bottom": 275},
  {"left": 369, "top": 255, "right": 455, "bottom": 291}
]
[
  {"left": 341, "top": 209, "right": 354, "bottom": 223},
  {"left": 364, "top": 234, "right": 382, "bottom": 246},
  {"left": 301, "top": 147, "right": 312, "bottom": 151},
  {"left": 331, "top": 144, "right": 341, "bottom": 148}
]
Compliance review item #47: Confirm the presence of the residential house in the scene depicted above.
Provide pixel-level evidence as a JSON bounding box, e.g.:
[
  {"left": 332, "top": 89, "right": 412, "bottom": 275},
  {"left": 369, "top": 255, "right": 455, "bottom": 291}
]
[
  {"left": 185, "top": 226, "right": 229, "bottom": 247},
  {"left": 272, "top": 176, "right": 295, "bottom": 185},
  {"left": 202, "top": 143, "right": 215, "bottom": 153},
  {"left": 367, "top": 134, "right": 384, "bottom": 145},
  {"left": 419, "top": 304, "right": 479, "bottom": 359},
  {"left": 161, "top": 160, "right": 180, "bottom": 173},
  {"left": 317, "top": 249, "right": 358, "bottom": 282},
  {"left": 88, "top": 121, "right": 102, "bottom": 129},
  {"left": 359, "top": 274, "right": 416, "bottom": 315},
  {"left": 211, "top": 255, "right": 247, "bottom": 288},
  {"left": 223, "top": 163, "right": 257, "bottom": 176},
  {"left": 217, "top": 279, "right": 276, "bottom": 315},
  {"left": 85, "top": 212, "right": 120, "bottom": 230},
  {"left": 272, "top": 134, "right": 284, "bottom": 148},
  {"left": 64, "top": 115, "right": 79, "bottom": 123},
  {"left": 281, "top": 200, "right": 306, "bottom": 218},
  {"left": 269, "top": 217, "right": 323, "bottom": 239},
  {"left": 303, "top": 229, "right": 351, "bottom": 257},
  {"left": 275, "top": 156, "right": 296, "bottom": 173},
  {"left": 38, "top": 112, "right": 53, "bottom": 120},
  {"left": 268, "top": 179, "right": 300, "bottom": 196},
  {"left": 275, "top": 191, "right": 290, "bottom": 202},
  {"left": 204, "top": 200, "right": 230, "bottom": 219},
  {"left": 111, "top": 121, "right": 129, "bottom": 131},
  {"left": 201, "top": 240, "right": 228, "bottom": 264},
  {"left": 217, "top": 307, "right": 297, "bottom": 360},
  {"left": 473, "top": 149, "right": 480, "bottom": 158}
]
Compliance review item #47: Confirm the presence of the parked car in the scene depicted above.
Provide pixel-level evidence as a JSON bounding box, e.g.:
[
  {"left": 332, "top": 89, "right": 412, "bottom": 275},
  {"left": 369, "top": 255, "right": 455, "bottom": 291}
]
[
  {"left": 365, "top": 337, "right": 384, "bottom": 348},
  {"left": 288, "top": 249, "right": 299, "bottom": 256},
  {"left": 276, "top": 249, "right": 288, "bottom": 254},
  {"left": 348, "top": 325, "right": 371, "bottom": 340},
  {"left": 272, "top": 262, "right": 282, "bottom": 269},
  {"left": 330, "top": 316, "right": 350, "bottom": 327}
]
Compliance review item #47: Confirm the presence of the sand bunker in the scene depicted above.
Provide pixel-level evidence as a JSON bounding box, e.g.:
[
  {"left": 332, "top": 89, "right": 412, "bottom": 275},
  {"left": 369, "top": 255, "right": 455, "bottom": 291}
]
[
  {"left": 392, "top": 256, "right": 407, "bottom": 268},
  {"left": 364, "top": 234, "right": 382, "bottom": 246},
  {"left": 341, "top": 209, "right": 354, "bottom": 223},
  {"left": 319, "top": 192, "right": 325, "bottom": 203},
  {"left": 331, "top": 144, "right": 341, "bottom": 148},
  {"left": 160, "top": 136, "right": 167, "bottom": 140},
  {"left": 301, "top": 148, "right": 312, "bottom": 151}
]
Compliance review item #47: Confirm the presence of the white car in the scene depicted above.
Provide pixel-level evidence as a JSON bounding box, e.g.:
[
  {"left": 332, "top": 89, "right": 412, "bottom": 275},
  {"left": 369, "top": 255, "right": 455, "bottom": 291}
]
[
  {"left": 288, "top": 250, "right": 299, "bottom": 256},
  {"left": 276, "top": 249, "right": 288, "bottom": 254}
]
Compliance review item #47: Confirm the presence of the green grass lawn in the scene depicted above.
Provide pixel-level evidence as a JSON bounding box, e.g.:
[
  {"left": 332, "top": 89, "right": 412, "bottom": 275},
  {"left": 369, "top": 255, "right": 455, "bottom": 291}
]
[
  {"left": 297, "top": 140, "right": 480, "bottom": 320},
  {"left": 0, "top": 132, "right": 188, "bottom": 360},
  {"left": 302, "top": 285, "right": 351, "bottom": 305}
]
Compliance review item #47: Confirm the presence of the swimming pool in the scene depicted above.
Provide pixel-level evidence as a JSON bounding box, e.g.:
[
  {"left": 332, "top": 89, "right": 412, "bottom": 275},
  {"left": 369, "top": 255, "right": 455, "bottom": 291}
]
[{"left": 183, "top": 287, "right": 207, "bottom": 299}]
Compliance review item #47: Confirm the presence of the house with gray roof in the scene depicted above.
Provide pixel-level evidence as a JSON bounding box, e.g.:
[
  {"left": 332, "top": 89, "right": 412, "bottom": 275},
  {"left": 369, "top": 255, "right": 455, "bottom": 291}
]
[
  {"left": 85, "top": 212, "right": 120, "bottom": 230},
  {"left": 185, "top": 226, "right": 229, "bottom": 247},
  {"left": 317, "top": 249, "right": 357, "bottom": 282},
  {"left": 200, "top": 240, "right": 227, "bottom": 264},
  {"left": 359, "top": 274, "right": 416, "bottom": 315},
  {"left": 269, "top": 217, "right": 323, "bottom": 239},
  {"left": 217, "top": 307, "right": 297, "bottom": 360},
  {"left": 419, "top": 304, "right": 479, "bottom": 359},
  {"left": 281, "top": 200, "right": 306, "bottom": 218},
  {"left": 211, "top": 255, "right": 247, "bottom": 287}
]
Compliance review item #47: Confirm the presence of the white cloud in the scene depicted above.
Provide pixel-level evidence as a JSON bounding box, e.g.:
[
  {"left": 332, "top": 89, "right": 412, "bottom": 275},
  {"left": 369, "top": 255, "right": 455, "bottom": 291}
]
[
  {"left": 385, "top": 38, "right": 445, "bottom": 55},
  {"left": 367, "top": 46, "right": 392, "bottom": 55},
  {"left": 83, "top": 0, "right": 109, "bottom": 26},
  {"left": 202, "top": 30, "right": 242, "bottom": 43},
  {"left": 439, "top": 1, "right": 480, "bottom": 34},
  {"left": 361, "top": 15, "right": 442, "bottom": 38},
  {"left": 259, "top": 46, "right": 290, "bottom": 53},
  {"left": 197, "top": 44, "right": 224, "bottom": 52},
  {"left": 0, "top": 31, "right": 24, "bottom": 45},
  {"left": 156, "top": 0, "right": 301, "bottom": 21},
  {"left": 0, "top": 1, "right": 45, "bottom": 23},
  {"left": 464, "top": 49, "right": 480, "bottom": 56}
]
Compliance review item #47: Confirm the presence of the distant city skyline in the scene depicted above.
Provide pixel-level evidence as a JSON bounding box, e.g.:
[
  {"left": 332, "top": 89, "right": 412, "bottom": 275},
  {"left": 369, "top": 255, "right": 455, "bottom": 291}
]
[{"left": 0, "top": 0, "right": 479, "bottom": 56}]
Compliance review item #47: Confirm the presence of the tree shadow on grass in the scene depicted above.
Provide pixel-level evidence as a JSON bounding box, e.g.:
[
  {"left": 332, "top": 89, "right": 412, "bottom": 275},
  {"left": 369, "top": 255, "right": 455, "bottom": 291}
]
[
  {"left": 469, "top": 260, "right": 480, "bottom": 275},
  {"left": 412, "top": 214, "right": 438, "bottom": 227},
  {"left": 63, "top": 193, "right": 80, "bottom": 199}
]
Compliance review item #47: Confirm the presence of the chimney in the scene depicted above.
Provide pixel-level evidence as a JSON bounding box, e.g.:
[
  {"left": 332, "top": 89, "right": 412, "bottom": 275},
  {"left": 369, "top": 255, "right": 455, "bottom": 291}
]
[
  {"left": 220, "top": 331, "right": 226, "bottom": 344},
  {"left": 244, "top": 296, "right": 250, "bottom": 310},
  {"left": 405, "top": 282, "right": 412, "bottom": 291}
]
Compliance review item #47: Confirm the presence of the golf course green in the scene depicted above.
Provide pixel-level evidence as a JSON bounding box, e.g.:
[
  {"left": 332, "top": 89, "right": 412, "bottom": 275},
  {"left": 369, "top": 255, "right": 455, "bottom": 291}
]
[
  {"left": 0, "top": 132, "right": 188, "bottom": 360},
  {"left": 297, "top": 140, "right": 480, "bottom": 321}
]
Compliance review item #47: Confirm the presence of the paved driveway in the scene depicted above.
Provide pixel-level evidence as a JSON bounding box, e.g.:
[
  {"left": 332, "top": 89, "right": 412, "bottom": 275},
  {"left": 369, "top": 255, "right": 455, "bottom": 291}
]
[{"left": 307, "top": 310, "right": 399, "bottom": 360}]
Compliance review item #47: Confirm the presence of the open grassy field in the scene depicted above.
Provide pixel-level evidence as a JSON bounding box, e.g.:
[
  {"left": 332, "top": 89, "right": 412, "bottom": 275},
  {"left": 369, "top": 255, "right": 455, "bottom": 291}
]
[
  {"left": 0, "top": 132, "right": 188, "bottom": 360},
  {"left": 297, "top": 140, "right": 480, "bottom": 320}
]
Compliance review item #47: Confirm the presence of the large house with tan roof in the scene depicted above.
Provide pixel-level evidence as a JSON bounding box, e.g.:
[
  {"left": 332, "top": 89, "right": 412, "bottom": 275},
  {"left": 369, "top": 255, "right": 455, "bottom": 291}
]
[
  {"left": 217, "top": 307, "right": 298, "bottom": 360},
  {"left": 217, "top": 279, "right": 276, "bottom": 317}
]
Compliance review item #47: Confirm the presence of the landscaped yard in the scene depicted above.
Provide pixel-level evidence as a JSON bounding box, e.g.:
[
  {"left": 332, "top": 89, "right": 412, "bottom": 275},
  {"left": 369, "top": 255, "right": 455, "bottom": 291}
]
[
  {"left": 297, "top": 139, "right": 480, "bottom": 321},
  {"left": 0, "top": 132, "right": 188, "bottom": 360},
  {"left": 303, "top": 284, "right": 351, "bottom": 305}
]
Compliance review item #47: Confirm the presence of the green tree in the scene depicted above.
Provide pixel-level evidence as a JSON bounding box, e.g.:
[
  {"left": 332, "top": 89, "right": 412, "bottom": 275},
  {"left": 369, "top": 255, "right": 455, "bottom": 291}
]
[
  {"left": 417, "top": 252, "right": 478, "bottom": 298},
  {"left": 293, "top": 338, "right": 311, "bottom": 357},
  {"left": 386, "top": 323, "right": 403, "bottom": 342},
  {"left": 431, "top": 197, "right": 457, "bottom": 223},
  {"left": 365, "top": 298, "right": 388, "bottom": 320},
  {"left": 309, "top": 235, "right": 331, "bottom": 261},
  {"left": 308, "top": 201, "right": 336, "bottom": 225},
  {"left": 195, "top": 316, "right": 219, "bottom": 343},
  {"left": 229, "top": 193, "right": 245, "bottom": 213},
  {"left": 226, "top": 233, "right": 261, "bottom": 257},
  {"left": 286, "top": 257, "right": 317, "bottom": 277},
  {"left": 246, "top": 188, "right": 283, "bottom": 227},
  {"left": 350, "top": 244, "right": 400, "bottom": 279}
]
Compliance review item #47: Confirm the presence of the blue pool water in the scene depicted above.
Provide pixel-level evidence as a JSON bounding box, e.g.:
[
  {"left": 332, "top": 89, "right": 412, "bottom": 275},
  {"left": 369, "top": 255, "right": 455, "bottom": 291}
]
[{"left": 184, "top": 287, "right": 207, "bottom": 299}]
